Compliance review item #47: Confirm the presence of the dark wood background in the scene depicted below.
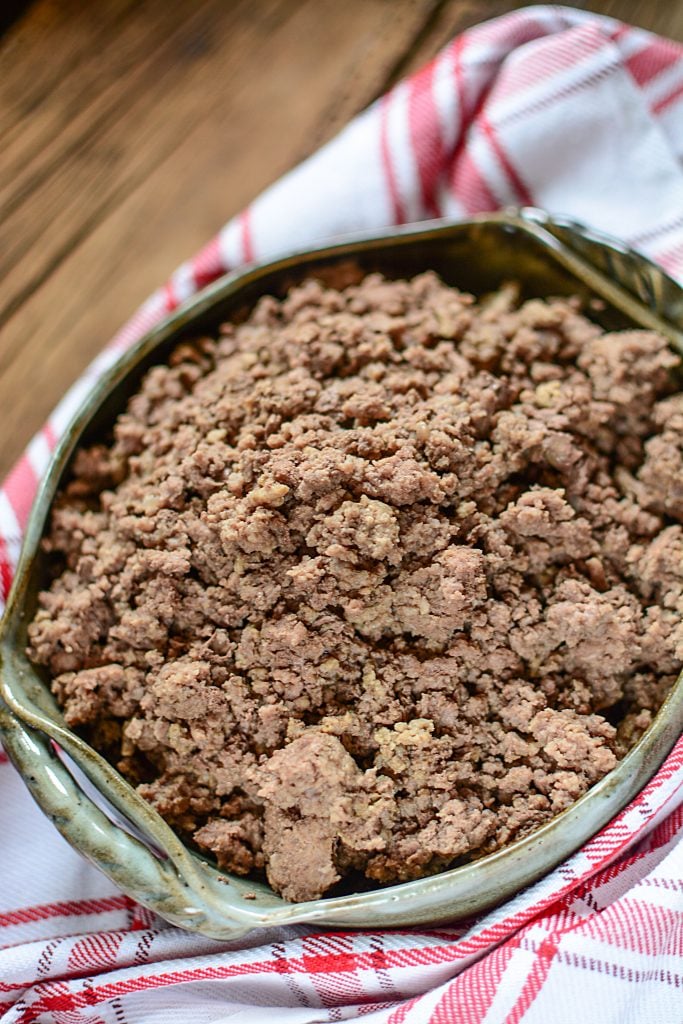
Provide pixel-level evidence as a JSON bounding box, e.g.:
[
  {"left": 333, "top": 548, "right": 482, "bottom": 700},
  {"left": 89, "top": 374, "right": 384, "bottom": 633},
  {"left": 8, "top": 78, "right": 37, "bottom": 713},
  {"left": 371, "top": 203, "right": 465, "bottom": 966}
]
[{"left": 2, "top": 0, "right": 682, "bottom": 478}]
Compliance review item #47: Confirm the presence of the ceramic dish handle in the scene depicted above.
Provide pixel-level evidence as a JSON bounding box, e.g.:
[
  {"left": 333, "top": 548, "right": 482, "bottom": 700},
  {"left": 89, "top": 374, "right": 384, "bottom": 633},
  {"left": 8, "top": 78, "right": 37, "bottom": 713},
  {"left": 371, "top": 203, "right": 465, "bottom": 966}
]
[
  {"left": 0, "top": 692, "right": 274, "bottom": 938},
  {"left": 519, "top": 207, "right": 683, "bottom": 339}
]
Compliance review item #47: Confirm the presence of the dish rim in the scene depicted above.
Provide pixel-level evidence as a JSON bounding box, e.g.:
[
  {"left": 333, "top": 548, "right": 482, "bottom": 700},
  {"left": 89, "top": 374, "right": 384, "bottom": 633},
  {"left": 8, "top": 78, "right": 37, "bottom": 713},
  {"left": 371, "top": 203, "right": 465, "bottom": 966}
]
[{"left": 1, "top": 207, "right": 682, "bottom": 937}]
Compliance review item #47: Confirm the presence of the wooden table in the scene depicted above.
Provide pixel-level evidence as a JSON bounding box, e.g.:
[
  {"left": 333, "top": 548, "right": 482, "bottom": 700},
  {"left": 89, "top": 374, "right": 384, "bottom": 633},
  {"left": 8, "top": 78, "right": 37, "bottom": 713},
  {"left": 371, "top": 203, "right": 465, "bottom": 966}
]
[{"left": 2, "top": 0, "right": 682, "bottom": 479}]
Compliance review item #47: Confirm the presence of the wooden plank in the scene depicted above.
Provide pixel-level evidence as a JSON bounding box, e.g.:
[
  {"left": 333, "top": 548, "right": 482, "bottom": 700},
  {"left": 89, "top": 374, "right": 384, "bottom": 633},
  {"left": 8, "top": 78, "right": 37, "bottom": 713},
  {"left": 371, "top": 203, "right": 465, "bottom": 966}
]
[
  {"left": 586, "top": 0, "right": 683, "bottom": 40},
  {"left": 0, "top": 0, "right": 441, "bottom": 476},
  {"left": 0, "top": 1, "right": 31, "bottom": 36},
  {"left": 0, "top": 0, "right": 291, "bottom": 326},
  {"left": 0, "top": 0, "right": 443, "bottom": 330},
  {"left": 0, "top": 1, "right": 211, "bottom": 202}
]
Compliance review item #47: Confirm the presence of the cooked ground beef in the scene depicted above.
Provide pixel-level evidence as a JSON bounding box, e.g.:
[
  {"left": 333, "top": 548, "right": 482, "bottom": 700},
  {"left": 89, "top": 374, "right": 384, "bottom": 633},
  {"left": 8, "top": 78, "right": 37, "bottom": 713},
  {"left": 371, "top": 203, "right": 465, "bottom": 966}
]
[{"left": 27, "top": 270, "right": 683, "bottom": 902}]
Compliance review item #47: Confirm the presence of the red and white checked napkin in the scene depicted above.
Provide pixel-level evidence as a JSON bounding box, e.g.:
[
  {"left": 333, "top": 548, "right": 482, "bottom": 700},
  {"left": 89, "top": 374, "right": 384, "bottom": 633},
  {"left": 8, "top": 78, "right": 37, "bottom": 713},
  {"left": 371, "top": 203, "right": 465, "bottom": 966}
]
[{"left": 1, "top": 6, "right": 683, "bottom": 1022}]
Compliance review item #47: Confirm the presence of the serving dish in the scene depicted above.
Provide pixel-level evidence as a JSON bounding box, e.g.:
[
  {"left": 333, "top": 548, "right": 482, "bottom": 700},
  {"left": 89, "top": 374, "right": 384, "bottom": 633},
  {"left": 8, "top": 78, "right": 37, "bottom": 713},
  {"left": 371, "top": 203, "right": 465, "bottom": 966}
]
[{"left": 1, "top": 208, "right": 682, "bottom": 939}]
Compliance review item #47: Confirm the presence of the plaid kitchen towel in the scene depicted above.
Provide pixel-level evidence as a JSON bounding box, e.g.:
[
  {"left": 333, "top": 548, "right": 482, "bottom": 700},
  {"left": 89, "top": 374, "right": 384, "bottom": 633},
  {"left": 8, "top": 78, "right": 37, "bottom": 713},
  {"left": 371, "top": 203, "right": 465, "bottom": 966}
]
[{"left": 1, "top": 5, "right": 683, "bottom": 1022}]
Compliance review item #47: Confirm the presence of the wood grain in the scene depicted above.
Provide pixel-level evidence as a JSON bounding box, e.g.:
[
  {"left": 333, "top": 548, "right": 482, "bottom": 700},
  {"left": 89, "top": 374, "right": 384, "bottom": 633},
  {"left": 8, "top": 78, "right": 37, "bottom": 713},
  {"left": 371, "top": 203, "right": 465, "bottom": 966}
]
[{"left": 1, "top": 0, "right": 682, "bottom": 478}]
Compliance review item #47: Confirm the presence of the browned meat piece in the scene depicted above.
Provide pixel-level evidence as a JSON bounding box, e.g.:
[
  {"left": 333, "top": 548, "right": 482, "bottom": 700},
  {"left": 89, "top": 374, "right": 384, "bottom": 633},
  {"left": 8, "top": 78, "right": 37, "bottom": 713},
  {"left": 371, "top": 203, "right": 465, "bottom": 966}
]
[{"left": 27, "top": 271, "right": 682, "bottom": 901}]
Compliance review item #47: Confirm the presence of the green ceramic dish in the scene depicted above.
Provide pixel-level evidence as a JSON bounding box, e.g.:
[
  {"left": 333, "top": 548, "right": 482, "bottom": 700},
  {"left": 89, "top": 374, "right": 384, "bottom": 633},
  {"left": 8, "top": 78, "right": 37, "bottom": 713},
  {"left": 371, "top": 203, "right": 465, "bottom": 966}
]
[{"left": 1, "top": 209, "right": 682, "bottom": 939}]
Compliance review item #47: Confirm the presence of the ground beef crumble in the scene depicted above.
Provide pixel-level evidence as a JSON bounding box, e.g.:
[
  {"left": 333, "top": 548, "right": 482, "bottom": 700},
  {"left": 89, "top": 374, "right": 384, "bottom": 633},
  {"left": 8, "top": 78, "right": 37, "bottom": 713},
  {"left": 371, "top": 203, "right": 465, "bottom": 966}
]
[{"left": 27, "top": 270, "right": 683, "bottom": 902}]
